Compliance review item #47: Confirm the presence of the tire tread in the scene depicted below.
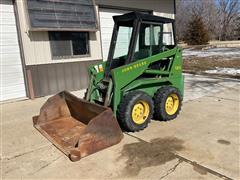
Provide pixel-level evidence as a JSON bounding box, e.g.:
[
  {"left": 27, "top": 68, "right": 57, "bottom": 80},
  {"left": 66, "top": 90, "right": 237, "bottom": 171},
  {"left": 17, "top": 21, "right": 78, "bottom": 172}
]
[
  {"left": 153, "top": 86, "right": 182, "bottom": 121},
  {"left": 117, "top": 91, "right": 153, "bottom": 132}
]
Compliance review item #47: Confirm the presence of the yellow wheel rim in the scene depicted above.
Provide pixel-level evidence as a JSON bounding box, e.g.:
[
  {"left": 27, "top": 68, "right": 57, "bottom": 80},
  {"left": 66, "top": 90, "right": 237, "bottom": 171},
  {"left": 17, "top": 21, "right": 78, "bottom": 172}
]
[
  {"left": 132, "top": 101, "right": 150, "bottom": 125},
  {"left": 165, "top": 94, "right": 179, "bottom": 115}
]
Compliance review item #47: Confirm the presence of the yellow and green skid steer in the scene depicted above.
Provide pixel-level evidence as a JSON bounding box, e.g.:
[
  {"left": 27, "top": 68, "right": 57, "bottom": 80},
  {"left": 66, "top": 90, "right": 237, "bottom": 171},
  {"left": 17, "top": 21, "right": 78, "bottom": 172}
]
[{"left": 33, "top": 12, "right": 184, "bottom": 161}]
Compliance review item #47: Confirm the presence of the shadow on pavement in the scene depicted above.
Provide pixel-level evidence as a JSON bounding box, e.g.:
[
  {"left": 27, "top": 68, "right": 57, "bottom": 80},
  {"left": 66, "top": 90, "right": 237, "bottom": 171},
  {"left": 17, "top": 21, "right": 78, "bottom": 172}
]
[{"left": 117, "top": 137, "right": 184, "bottom": 177}]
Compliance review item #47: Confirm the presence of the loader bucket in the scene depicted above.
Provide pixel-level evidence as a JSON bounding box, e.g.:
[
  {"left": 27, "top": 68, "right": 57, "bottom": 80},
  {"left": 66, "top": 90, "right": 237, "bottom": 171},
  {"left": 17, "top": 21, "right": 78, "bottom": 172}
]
[{"left": 33, "top": 91, "right": 123, "bottom": 161}]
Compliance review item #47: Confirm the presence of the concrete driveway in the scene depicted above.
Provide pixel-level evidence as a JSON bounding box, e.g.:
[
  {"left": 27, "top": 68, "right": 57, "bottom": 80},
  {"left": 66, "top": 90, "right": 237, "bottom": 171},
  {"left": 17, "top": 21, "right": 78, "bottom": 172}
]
[{"left": 1, "top": 74, "right": 240, "bottom": 180}]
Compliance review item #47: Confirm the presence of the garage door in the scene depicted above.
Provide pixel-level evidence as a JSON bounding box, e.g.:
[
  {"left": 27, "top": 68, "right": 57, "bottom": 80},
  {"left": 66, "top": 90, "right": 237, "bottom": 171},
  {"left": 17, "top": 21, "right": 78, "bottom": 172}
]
[
  {"left": 0, "top": 0, "right": 26, "bottom": 101},
  {"left": 99, "top": 8, "right": 130, "bottom": 60}
]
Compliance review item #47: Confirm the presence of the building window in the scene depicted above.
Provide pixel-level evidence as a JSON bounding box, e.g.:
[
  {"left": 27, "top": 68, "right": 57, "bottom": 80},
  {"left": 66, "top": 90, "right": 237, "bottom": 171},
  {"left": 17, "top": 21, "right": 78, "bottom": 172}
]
[{"left": 49, "top": 31, "right": 89, "bottom": 59}]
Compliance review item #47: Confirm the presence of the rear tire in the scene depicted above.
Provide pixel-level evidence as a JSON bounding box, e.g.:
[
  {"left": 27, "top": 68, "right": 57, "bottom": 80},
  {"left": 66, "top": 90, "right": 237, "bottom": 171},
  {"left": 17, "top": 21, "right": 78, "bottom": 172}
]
[
  {"left": 117, "top": 91, "right": 153, "bottom": 132},
  {"left": 154, "top": 86, "right": 182, "bottom": 121}
]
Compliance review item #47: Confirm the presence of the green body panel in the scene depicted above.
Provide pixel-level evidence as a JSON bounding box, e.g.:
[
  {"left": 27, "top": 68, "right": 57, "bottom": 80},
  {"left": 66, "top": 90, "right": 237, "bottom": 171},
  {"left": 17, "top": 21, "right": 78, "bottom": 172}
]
[
  {"left": 87, "top": 61, "right": 106, "bottom": 82},
  {"left": 87, "top": 47, "right": 184, "bottom": 115},
  {"left": 86, "top": 62, "right": 106, "bottom": 103}
]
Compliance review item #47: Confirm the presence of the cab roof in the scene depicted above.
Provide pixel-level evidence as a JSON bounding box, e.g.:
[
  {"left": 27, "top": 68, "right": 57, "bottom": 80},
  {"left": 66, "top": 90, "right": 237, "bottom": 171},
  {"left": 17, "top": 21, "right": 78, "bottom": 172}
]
[{"left": 113, "top": 11, "right": 175, "bottom": 24}]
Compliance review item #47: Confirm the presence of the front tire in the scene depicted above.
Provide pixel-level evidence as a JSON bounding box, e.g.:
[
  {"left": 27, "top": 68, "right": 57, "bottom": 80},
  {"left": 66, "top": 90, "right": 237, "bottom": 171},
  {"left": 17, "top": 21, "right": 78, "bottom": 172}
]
[
  {"left": 154, "top": 86, "right": 182, "bottom": 121},
  {"left": 117, "top": 91, "right": 153, "bottom": 132}
]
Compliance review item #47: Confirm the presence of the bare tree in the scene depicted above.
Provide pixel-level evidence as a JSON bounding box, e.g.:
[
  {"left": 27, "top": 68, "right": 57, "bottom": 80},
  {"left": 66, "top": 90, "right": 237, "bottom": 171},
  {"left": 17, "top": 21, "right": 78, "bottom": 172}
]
[
  {"left": 176, "top": 0, "right": 218, "bottom": 41},
  {"left": 217, "top": 0, "right": 240, "bottom": 40},
  {"left": 175, "top": 0, "right": 191, "bottom": 41},
  {"left": 176, "top": 0, "right": 240, "bottom": 41},
  {"left": 234, "top": 16, "right": 240, "bottom": 40},
  {"left": 201, "top": 0, "right": 219, "bottom": 39}
]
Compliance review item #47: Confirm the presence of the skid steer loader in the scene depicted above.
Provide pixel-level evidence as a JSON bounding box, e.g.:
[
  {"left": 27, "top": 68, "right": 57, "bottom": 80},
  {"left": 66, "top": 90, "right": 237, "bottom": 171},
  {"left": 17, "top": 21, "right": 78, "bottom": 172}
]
[{"left": 33, "top": 12, "right": 184, "bottom": 161}]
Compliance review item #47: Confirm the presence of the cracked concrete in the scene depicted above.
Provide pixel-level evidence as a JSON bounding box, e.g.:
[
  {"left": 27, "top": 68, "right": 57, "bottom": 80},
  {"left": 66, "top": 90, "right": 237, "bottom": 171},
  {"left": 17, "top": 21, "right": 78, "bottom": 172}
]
[
  {"left": 1, "top": 74, "right": 240, "bottom": 179},
  {"left": 159, "top": 159, "right": 183, "bottom": 179}
]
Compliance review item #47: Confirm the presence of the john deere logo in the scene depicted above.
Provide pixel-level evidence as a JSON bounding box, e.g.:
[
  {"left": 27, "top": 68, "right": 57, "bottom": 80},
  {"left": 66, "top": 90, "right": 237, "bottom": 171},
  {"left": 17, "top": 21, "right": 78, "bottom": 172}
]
[
  {"left": 122, "top": 61, "right": 147, "bottom": 73},
  {"left": 175, "top": 66, "right": 181, "bottom": 71}
]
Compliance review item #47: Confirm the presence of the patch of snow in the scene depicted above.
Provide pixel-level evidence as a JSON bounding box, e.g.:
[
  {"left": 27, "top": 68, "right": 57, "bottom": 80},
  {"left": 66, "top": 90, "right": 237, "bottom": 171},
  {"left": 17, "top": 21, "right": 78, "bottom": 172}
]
[
  {"left": 205, "top": 67, "right": 240, "bottom": 75},
  {"left": 183, "top": 47, "right": 240, "bottom": 59}
]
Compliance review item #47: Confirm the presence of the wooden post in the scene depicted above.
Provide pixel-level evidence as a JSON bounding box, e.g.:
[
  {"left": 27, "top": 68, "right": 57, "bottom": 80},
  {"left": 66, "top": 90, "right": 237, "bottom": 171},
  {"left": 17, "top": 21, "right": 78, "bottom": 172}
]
[{"left": 26, "top": 69, "right": 35, "bottom": 99}]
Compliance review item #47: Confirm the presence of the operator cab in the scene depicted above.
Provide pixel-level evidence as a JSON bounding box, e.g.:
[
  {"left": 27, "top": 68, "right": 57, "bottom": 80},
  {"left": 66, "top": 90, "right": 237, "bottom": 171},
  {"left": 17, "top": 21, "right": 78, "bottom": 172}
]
[{"left": 105, "top": 12, "right": 176, "bottom": 77}]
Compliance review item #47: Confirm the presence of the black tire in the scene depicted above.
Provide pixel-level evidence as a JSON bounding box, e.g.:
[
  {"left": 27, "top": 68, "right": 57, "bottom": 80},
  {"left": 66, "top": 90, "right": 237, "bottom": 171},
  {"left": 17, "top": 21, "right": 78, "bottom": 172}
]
[
  {"left": 117, "top": 91, "right": 154, "bottom": 132},
  {"left": 154, "top": 86, "right": 182, "bottom": 121}
]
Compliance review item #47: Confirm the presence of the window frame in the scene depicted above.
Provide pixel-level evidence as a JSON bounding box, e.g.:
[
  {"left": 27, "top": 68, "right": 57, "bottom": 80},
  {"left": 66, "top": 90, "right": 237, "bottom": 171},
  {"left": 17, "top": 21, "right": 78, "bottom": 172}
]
[
  {"left": 113, "top": 24, "right": 134, "bottom": 60},
  {"left": 162, "top": 32, "right": 173, "bottom": 46},
  {"left": 141, "top": 21, "right": 164, "bottom": 45},
  {"left": 48, "top": 31, "right": 91, "bottom": 60},
  {"left": 26, "top": 0, "right": 98, "bottom": 31},
  {"left": 131, "top": 22, "right": 164, "bottom": 61}
]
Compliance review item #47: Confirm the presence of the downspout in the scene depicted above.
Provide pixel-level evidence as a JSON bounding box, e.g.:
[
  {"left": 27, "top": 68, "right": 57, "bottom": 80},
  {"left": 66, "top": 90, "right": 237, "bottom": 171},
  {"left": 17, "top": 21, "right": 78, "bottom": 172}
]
[
  {"left": 173, "top": 0, "right": 176, "bottom": 18},
  {"left": 12, "top": 0, "right": 34, "bottom": 99},
  {"left": 173, "top": 0, "right": 177, "bottom": 44}
]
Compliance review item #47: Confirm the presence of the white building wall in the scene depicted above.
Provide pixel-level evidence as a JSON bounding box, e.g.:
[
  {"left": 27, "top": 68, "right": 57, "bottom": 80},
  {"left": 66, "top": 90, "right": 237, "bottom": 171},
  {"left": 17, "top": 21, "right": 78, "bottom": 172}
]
[
  {"left": 16, "top": 1, "right": 103, "bottom": 66},
  {"left": 0, "top": 0, "right": 26, "bottom": 101},
  {"left": 16, "top": 0, "right": 174, "bottom": 66},
  {"left": 96, "top": 0, "right": 175, "bottom": 19}
]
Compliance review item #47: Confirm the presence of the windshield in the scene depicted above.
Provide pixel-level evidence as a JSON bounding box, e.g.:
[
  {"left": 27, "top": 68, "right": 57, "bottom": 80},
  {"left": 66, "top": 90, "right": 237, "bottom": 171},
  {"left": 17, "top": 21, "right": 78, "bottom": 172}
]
[
  {"left": 113, "top": 21, "right": 133, "bottom": 62},
  {"left": 113, "top": 24, "right": 133, "bottom": 61}
]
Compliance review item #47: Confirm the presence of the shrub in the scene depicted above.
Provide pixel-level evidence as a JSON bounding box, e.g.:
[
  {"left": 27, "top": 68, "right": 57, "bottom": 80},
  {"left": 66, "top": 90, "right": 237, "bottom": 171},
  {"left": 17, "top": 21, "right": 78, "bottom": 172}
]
[{"left": 184, "top": 14, "right": 209, "bottom": 45}]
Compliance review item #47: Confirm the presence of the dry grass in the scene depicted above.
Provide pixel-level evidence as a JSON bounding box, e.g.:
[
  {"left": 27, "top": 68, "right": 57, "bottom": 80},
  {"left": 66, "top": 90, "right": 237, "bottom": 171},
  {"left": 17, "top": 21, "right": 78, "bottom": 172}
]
[{"left": 183, "top": 56, "right": 240, "bottom": 79}]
